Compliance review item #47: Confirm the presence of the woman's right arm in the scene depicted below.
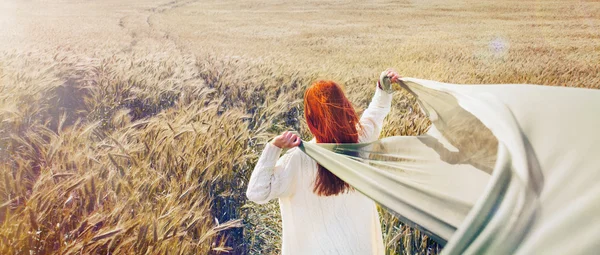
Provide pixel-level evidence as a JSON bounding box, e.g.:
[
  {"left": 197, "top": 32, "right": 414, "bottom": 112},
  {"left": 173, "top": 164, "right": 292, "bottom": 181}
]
[
  {"left": 246, "top": 132, "right": 301, "bottom": 204},
  {"left": 359, "top": 69, "right": 400, "bottom": 142}
]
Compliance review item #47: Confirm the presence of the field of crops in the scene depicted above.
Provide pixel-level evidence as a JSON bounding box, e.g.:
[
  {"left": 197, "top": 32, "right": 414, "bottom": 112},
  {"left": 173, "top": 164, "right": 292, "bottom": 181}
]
[{"left": 0, "top": 0, "right": 598, "bottom": 254}]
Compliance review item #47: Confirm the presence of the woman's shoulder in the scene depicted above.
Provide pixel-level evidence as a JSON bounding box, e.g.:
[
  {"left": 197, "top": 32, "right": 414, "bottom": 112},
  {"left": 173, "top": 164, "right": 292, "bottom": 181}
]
[{"left": 282, "top": 139, "right": 315, "bottom": 161}]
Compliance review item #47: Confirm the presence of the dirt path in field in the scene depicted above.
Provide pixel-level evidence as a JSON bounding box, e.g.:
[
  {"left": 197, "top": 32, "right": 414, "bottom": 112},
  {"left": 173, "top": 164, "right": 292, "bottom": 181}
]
[
  {"left": 0, "top": 0, "right": 198, "bottom": 53},
  {"left": 1, "top": 0, "right": 599, "bottom": 87}
]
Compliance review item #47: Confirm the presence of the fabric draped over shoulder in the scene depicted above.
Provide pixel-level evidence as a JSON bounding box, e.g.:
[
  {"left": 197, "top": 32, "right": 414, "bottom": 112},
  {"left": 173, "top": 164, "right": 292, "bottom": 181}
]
[{"left": 299, "top": 78, "right": 600, "bottom": 254}]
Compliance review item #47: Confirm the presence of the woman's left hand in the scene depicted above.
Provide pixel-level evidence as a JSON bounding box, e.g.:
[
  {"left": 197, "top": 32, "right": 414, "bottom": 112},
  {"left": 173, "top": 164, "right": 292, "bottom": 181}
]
[{"left": 271, "top": 131, "right": 302, "bottom": 149}]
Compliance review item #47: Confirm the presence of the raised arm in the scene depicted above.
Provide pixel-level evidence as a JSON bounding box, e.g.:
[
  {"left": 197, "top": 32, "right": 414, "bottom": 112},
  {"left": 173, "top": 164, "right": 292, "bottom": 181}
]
[
  {"left": 246, "top": 132, "right": 301, "bottom": 204},
  {"left": 359, "top": 69, "right": 399, "bottom": 142}
]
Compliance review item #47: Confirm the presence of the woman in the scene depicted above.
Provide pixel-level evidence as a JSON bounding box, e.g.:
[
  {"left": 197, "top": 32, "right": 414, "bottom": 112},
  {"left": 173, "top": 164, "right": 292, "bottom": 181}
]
[{"left": 246, "top": 69, "right": 400, "bottom": 254}]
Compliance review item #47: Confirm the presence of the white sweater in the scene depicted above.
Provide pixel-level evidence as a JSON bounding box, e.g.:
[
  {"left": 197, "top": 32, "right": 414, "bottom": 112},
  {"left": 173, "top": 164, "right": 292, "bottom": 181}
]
[{"left": 246, "top": 85, "right": 392, "bottom": 255}]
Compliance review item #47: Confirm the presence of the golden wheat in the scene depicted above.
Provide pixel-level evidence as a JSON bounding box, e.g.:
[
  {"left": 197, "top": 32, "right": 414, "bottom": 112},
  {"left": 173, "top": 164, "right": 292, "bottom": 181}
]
[{"left": 0, "top": 0, "right": 598, "bottom": 254}]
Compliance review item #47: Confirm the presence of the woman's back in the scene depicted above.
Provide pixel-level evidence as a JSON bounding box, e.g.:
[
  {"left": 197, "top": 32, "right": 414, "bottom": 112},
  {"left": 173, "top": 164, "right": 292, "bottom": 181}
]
[
  {"left": 278, "top": 147, "right": 383, "bottom": 254},
  {"left": 246, "top": 80, "right": 393, "bottom": 255}
]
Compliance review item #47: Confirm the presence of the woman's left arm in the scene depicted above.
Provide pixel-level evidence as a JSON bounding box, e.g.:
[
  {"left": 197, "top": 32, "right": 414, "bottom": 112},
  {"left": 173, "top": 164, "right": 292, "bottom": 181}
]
[{"left": 246, "top": 132, "right": 301, "bottom": 204}]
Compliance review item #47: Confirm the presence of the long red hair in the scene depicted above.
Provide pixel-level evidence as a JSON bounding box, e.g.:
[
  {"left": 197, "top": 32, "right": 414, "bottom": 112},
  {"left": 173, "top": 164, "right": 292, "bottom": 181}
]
[{"left": 304, "top": 80, "right": 360, "bottom": 196}]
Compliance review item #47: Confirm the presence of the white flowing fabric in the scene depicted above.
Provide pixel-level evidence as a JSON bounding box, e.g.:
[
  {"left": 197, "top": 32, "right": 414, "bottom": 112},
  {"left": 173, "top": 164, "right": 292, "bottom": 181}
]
[{"left": 299, "top": 78, "right": 600, "bottom": 254}]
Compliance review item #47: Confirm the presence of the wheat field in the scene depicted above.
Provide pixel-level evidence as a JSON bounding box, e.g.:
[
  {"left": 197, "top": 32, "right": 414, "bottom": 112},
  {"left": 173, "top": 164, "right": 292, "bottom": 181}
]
[{"left": 0, "top": 0, "right": 598, "bottom": 254}]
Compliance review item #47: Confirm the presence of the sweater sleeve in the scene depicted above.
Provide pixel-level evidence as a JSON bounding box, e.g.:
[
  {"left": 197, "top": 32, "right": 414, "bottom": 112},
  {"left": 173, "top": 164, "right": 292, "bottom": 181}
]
[
  {"left": 359, "top": 84, "right": 393, "bottom": 143},
  {"left": 246, "top": 143, "right": 300, "bottom": 204}
]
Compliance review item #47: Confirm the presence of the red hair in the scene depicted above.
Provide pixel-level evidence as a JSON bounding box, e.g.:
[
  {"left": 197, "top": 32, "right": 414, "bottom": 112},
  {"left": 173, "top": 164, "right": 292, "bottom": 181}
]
[{"left": 304, "top": 80, "right": 360, "bottom": 196}]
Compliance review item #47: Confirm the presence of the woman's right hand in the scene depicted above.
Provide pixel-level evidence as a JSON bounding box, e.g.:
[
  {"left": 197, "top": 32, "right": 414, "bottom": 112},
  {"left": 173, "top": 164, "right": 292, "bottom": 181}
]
[
  {"left": 271, "top": 131, "right": 302, "bottom": 149},
  {"left": 378, "top": 68, "right": 402, "bottom": 93}
]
